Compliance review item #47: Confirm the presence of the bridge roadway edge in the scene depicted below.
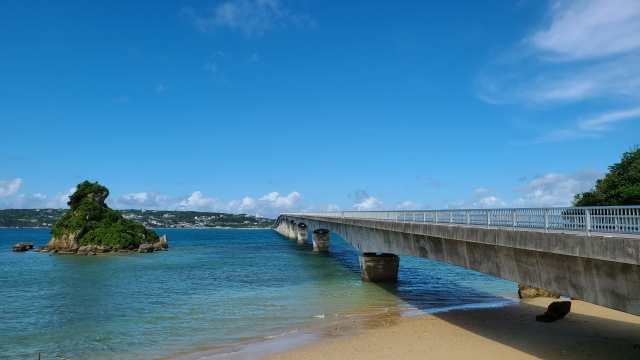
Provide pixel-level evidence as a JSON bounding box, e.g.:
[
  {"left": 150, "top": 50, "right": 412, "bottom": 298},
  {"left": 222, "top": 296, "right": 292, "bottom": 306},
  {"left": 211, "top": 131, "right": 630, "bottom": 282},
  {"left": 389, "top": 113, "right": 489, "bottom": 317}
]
[{"left": 276, "top": 215, "right": 640, "bottom": 316}]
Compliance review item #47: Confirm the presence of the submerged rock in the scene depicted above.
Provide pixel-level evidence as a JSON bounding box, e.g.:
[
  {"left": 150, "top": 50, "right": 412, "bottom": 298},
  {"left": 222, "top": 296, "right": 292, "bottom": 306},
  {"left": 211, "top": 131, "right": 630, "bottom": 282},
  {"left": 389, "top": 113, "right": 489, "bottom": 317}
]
[
  {"left": 12, "top": 242, "right": 34, "bottom": 251},
  {"left": 518, "top": 283, "right": 560, "bottom": 299},
  {"left": 536, "top": 301, "right": 572, "bottom": 322}
]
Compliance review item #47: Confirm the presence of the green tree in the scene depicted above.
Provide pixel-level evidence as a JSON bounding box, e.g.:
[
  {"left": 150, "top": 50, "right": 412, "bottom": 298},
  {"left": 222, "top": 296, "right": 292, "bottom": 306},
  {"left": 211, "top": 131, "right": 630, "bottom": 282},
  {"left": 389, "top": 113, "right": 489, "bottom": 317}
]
[
  {"left": 573, "top": 145, "right": 640, "bottom": 206},
  {"left": 52, "top": 181, "right": 159, "bottom": 247},
  {"left": 67, "top": 181, "right": 109, "bottom": 209}
]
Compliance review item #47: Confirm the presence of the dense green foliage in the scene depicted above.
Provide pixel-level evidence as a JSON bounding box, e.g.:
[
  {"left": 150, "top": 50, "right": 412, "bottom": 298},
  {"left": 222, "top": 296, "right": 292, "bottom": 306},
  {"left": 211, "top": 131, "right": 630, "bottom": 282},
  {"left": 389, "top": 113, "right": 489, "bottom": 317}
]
[
  {"left": 51, "top": 181, "right": 159, "bottom": 248},
  {"left": 573, "top": 145, "right": 640, "bottom": 206},
  {"left": 67, "top": 181, "right": 109, "bottom": 210},
  {"left": 0, "top": 209, "right": 66, "bottom": 228}
]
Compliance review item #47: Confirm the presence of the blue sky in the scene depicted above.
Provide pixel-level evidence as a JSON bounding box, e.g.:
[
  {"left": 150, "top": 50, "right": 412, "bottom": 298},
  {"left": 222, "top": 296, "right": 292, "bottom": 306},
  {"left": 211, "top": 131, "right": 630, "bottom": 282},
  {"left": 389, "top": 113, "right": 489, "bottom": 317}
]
[{"left": 1, "top": 0, "right": 639, "bottom": 217}]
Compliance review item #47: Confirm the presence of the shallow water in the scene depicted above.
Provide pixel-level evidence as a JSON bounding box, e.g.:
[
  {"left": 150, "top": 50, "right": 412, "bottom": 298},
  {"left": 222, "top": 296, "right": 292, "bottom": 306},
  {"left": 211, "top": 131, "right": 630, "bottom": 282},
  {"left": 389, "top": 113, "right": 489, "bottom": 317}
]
[{"left": 0, "top": 228, "right": 517, "bottom": 359}]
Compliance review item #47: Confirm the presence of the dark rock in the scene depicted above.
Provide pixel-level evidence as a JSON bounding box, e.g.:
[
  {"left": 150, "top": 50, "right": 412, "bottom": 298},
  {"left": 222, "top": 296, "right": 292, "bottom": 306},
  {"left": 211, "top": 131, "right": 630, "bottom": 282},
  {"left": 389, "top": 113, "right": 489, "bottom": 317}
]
[
  {"left": 536, "top": 301, "right": 572, "bottom": 322},
  {"left": 138, "top": 244, "right": 154, "bottom": 253},
  {"left": 12, "top": 242, "right": 34, "bottom": 251},
  {"left": 112, "top": 245, "right": 123, "bottom": 252},
  {"left": 35, "top": 245, "right": 50, "bottom": 253},
  {"left": 518, "top": 283, "right": 560, "bottom": 299}
]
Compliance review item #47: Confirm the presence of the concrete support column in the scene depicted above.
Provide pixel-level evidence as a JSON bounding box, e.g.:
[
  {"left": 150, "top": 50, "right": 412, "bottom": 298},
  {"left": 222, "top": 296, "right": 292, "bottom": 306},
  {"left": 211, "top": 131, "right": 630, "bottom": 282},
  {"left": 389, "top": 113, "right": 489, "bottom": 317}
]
[
  {"left": 297, "top": 224, "right": 308, "bottom": 244},
  {"left": 312, "top": 230, "right": 330, "bottom": 253},
  {"left": 359, "top": 253, "right": 400, "bottom": 282},
  {"left": 288, "top": 221, "right": 298, "bottom": 240}
]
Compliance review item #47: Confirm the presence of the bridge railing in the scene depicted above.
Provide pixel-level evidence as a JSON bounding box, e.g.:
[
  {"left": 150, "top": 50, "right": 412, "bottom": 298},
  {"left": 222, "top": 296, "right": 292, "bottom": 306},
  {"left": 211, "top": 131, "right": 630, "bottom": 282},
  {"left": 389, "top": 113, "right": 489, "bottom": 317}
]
[{"left": 282, "top": 206, "right": 640, "bottom": 236}]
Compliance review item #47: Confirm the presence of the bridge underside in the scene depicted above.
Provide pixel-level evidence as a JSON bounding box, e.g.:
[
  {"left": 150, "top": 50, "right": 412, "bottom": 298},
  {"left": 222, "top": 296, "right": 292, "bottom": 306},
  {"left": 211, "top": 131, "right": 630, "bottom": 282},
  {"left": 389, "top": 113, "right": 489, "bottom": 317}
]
[{"left": 276, "top": 215, "right": 640, "bottom": 316}]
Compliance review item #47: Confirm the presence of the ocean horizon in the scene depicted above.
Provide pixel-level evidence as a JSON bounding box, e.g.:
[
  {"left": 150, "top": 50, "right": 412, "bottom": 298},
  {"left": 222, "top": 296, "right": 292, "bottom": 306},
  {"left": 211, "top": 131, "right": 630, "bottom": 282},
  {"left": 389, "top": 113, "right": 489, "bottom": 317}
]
[{"left": 1, "top": 228, "right": 518, "bottom": 359}]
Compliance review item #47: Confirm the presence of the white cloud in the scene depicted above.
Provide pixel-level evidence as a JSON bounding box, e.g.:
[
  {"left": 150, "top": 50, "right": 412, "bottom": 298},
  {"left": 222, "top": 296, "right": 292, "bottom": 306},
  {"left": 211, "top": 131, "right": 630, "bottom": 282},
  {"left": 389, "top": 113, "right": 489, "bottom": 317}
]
[
  {"left": 474, "top": 187, "right": 497, "bottom": 197},
  {"left": 447, "top": 196, "right": 507, "bottom": 210},
  {"left": 396, "top": 200, "right": 424, "bottom": 210},
  {"left": 448, "top": 169, "right": 602, "bottom": 209},
  {"left": 477, "top": 0, "right": 640, "bottom": 141},
  {"left": 302, "top": 203, "right": 341, "bottom": 213},
  {"left": 0, "top": 187, "right": 75, "bottom": 209},
  {"left": 0, "top": 178, "right": 23, "bottom": 197},
  {"left": 353, "top": 197, "right": 385, "bottom": 211},
  {"left": 578, "top": 106, "right": 640, "bottom": 132},
  {"left": 111, "top": 190, "right": 172, "bottom": 210},
  {"left": 173, "top": 190, "right": 304, "bottom": 217},
  {"left": 523, "top": 54, "right": 640, "bottom": 103},
  {"left": 529, "top": 0, "right": 640, "bottom": 61},
  {"left": 157, "top": 85, "right": 168, "bottom": 92},
  {"left": 511, "top": 169, "right": 602, "bottom": 207},
  {"left": 182, "top": 0, "right": 311, "bottom": 36}
]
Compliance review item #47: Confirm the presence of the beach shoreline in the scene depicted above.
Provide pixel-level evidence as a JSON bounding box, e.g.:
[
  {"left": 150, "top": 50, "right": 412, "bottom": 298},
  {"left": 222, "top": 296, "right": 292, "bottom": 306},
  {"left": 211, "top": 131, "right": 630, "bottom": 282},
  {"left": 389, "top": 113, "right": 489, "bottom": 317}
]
[
  {"left": 258, "top": 298, "right": 640, "bottom": 359},
  {"left": 175, "top": 298, "right": 640, "bottom": 360}
]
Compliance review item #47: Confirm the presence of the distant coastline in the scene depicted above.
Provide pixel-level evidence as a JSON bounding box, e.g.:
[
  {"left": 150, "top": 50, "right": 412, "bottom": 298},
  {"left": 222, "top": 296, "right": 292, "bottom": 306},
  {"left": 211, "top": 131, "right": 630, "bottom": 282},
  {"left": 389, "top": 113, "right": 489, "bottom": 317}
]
[{"left": 0, "top": 209, "right": 274, "bottom": 229}]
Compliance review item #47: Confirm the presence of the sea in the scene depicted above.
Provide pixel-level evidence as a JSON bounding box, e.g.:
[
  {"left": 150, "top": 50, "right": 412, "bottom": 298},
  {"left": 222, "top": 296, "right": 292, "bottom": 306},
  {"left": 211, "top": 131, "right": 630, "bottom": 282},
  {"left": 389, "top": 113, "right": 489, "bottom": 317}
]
[{"left": 0, "top": 228, "right": 518, "bottom": 359}]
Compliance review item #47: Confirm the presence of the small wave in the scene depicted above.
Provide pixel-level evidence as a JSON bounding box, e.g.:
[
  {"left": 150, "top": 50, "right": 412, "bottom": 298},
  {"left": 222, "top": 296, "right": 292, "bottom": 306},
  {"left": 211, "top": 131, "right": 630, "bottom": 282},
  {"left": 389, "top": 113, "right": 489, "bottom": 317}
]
[
  {"left": 313, "top": 314, "right": 325, "bottom": 318},
  {"left": 263, "top": 329, "right": 298, "bottom": 339}
]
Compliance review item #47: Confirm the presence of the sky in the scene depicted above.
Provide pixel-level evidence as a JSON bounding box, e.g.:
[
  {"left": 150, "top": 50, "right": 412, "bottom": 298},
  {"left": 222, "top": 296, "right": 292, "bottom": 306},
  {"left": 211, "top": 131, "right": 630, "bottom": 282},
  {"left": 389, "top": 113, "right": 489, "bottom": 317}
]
[{"left": 1, "top": 0, "right": 639, "bottom": 217}]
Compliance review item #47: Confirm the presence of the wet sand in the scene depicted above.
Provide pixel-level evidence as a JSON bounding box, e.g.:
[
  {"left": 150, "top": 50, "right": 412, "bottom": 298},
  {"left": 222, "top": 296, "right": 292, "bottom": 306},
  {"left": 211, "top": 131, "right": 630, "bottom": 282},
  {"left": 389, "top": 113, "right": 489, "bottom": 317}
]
[{"left": 261, "top": 298, "right": 640, "bottom": 359}]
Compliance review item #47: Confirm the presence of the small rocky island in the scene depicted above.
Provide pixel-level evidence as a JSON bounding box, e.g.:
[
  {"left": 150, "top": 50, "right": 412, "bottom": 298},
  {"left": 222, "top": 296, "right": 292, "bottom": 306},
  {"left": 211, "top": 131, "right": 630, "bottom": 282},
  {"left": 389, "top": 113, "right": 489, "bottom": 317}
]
[{"left": 37, "top": 181, "right": 167, "bottom": 255}]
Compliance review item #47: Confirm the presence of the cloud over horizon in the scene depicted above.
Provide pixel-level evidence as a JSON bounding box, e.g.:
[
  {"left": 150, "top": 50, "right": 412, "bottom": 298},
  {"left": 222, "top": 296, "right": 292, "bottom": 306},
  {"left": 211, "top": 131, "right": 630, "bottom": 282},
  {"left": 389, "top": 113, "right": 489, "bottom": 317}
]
[
  {"left": 447, "top": 169, "right": 602, "bottom": 209},
  {"left": 0, "top": 187, "right": 75, "bottom": 210},
  {"left": 0, "top": 178, "right": 23, "bottom": 197}
]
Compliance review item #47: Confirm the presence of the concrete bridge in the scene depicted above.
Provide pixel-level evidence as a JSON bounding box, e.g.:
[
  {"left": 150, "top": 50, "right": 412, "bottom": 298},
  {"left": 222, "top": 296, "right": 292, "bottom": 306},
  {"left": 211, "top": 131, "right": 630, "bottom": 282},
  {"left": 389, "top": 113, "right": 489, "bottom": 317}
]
[{"left": 272, "top": 207, "right": 640, "bottom": 316}]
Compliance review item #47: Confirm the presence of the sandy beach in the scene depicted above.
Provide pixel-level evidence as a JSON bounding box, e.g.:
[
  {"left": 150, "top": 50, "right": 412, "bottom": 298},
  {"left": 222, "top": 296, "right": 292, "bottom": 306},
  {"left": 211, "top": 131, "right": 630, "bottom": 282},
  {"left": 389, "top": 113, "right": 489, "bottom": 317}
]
[{"left": 260, "top": 298, "right": 640, "bottom": 360}]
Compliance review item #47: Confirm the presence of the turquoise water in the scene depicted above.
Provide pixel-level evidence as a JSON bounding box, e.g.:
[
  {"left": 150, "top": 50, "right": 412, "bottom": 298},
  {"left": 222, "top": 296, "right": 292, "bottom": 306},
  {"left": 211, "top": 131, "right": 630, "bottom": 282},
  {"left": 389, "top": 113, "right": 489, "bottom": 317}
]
[{"left": 0, "top": 228, "right": 517, "bottom": 359}]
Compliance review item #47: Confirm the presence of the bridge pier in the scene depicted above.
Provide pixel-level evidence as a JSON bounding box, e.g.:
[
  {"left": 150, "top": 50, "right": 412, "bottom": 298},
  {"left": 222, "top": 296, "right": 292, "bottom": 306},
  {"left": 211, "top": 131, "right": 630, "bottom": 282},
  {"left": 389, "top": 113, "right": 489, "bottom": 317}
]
[
  {"left": 297, "top": 224, "right": 308, "bottom": 244},
  {"left": 359, "top": 253, "right": 399, "bottom": 282},
  {"left": 288, "top": 221, "right": 297, "bottom": 240},
  {"left": 312, "top": 230, "right": 330, "bottom": 253},
  {"left": 275, "top": 221, "right": 286, "bottom": 236}
]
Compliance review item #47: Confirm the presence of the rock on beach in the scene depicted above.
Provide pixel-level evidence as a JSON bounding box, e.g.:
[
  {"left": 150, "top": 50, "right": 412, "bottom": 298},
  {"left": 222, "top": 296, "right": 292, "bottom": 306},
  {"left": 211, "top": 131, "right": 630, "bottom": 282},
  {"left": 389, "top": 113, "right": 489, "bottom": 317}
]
[
  {"left": 536, "top": 301, "right": 572, "bottom": 322},
  {"left": 518, "top": 283, "right": 560, "bottom": 299}
]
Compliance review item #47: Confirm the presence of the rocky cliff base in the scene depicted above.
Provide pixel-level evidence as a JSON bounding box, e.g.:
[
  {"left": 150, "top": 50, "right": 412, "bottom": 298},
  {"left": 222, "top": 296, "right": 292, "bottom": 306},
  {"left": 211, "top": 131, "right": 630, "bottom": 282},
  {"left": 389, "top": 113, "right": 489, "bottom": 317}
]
[{"left": 16, "top": 234, "right": 169, "bottom": 255}]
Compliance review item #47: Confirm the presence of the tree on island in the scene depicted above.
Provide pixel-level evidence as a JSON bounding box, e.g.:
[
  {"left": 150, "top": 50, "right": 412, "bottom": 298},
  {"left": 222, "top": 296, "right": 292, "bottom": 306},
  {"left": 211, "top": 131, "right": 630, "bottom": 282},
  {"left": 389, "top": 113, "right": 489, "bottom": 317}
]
[
  {"left": 49, "top": 181, "right": 160, "bottom": 251},
  {"left": 573, "top": 145, "right": 640, "bottom": 206}
]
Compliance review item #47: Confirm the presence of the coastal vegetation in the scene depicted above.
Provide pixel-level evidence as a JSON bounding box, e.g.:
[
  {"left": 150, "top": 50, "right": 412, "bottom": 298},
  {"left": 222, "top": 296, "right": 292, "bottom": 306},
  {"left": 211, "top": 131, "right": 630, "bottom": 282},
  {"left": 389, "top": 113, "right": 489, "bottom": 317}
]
[
  {"left": 0, "top": 209, "right": 273, "bottom": 229},
  {"left": 573, "top": 145, "right": 640, "bottom": 206},
  {"left": 50, "top": 181, "right": 159, "bottom": 248}
]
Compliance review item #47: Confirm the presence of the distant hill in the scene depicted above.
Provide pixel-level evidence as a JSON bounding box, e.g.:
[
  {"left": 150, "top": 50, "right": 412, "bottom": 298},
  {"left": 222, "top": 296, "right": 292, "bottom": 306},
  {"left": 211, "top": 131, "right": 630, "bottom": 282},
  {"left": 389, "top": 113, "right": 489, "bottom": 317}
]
[{"left": 0, "top": 209, "right": 274, "bottom": 229}]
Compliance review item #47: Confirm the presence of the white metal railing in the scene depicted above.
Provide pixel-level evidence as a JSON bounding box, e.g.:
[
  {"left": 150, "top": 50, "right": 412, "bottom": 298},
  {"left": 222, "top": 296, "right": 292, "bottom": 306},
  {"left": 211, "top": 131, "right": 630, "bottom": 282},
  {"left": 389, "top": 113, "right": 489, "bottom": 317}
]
[{"left": 280, "top": 206, "right": 640, "bottom": 236}]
